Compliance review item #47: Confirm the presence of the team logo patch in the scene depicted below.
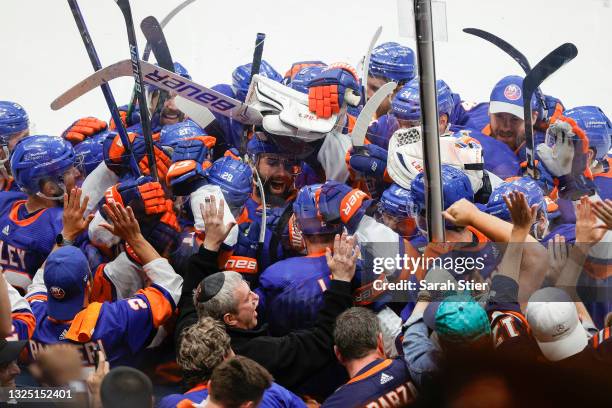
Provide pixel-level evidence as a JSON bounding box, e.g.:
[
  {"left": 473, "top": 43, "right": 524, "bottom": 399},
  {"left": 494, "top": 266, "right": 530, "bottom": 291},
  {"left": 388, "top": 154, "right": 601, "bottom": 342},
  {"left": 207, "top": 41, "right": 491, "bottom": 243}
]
[
  {"left": 50, "top": 286, "right": 65, "bottom": 300},
  {"left": 503, "top": 84, "right": 521, "bottom": 101}
]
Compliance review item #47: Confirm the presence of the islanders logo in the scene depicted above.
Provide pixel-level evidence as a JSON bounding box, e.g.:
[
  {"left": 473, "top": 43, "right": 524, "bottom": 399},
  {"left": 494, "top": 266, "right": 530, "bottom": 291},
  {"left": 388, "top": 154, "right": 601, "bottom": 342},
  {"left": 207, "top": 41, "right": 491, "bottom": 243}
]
[{"left": 504, "top": 84, "right": 522, "bottom": 101}]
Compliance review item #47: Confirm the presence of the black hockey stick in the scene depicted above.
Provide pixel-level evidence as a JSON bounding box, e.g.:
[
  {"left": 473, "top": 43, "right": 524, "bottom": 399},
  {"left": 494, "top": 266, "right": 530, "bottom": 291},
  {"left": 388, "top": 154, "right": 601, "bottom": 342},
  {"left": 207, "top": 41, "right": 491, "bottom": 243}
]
[
  {"left": 523, "top": 43, "right": 578, "bottom": 178},
  {"left": 126, "top": 0, "right": 196, "bottom": 122},
  {"left": 250, "top": 33, "right": 266, "bottom": 85},
  {"left": 114, "top": 0, "right": 158, "bottom": 181},
  {"left": 141, "top": 16, "right": 176, "bottom": 121},
  {"left": 463, "top": 28, "right": 549, "bottom": 121},
  {"left": 66, "top": 0, "right": 141, "bottom": 178}
]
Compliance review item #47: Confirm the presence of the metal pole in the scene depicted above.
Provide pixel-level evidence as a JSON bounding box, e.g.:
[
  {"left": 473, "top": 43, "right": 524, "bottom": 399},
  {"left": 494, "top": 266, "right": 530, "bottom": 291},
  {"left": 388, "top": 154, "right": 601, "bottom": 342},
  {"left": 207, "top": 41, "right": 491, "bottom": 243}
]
[{"left": 414, "top": 0, "right": 445, "bottom": 242}]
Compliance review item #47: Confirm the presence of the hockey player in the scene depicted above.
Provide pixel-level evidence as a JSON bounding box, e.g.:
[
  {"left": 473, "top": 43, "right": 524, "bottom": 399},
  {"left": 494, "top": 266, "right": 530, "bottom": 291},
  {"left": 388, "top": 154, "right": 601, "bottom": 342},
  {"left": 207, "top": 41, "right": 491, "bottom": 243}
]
[
  {"left": 377, "top": 183, "right": 417, "bottom": 239},
  {"left": 367, "top": 42, "right": 416, "bottom": 118},
  {"left": 74, "top": 130, "right": 111, "bottom": 178},
  {"left": 563, "top": 106, "right": 612, "bottom": 199},
  {"left": 464, "top": 75, "right": 539, "bottom": 154},
  {"left": 207, "top": 61, "right": 282, "bottom": 151},
  {"left": 0, "top": 101, "right": 30, "bottom": 192},
  {"left": 486, "top": 177, "right": 551, "bottom": 241},
  {"left": 26, "top": 197, "right": 182, "bottom": 368},
  {"left": 0, "top": 136, "right": 80, "bottom": 290},
  {"left": 322, "top": 307, "right": 416, "bottom": 407},
  {"left": 257, "top": 184, "right": 345, "bottom": 336}
]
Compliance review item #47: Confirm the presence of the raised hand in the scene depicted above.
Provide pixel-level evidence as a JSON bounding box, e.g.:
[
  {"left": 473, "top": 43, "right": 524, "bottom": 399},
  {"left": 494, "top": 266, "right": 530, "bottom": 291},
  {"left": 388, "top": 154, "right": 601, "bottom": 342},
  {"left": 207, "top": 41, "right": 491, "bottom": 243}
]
[
  {"left": 62, "top": 188, "right": 95, "bottom": 241},
  {"left": 325, "top": 232, "right": 360, "bottom": 282},
  {"left": 200, "top": 195, "right": 236, "bottom": 252},
  {"left": 503, "top": 190, "right": 537, "bottom": 234},
  {"left": 100, "top": 202, "right": 142, "bottom": 244},
  {"left": 592, "top": 199, "right": 612, "bottom": 230},
  {"left": 442, "top": 198, "right": 478, "bottom": 227},
  {"left": 546, "top": 234, "right": 568, "bottom": 285},
  {"left": 575, "top": 196, "right": 607, "bottom": 245}
]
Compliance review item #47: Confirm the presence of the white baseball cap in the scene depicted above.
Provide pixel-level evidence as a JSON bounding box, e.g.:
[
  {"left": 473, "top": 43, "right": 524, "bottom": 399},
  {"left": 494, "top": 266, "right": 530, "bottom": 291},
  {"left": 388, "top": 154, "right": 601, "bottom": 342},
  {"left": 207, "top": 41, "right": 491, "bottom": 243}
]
[{"left": 525, "top": 287, "right": 588, "bottom": 362}]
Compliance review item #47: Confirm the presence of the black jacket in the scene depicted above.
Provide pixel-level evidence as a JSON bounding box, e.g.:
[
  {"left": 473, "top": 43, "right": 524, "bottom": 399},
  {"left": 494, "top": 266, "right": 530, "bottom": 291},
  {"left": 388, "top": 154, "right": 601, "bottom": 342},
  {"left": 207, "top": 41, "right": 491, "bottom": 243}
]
[{"left": 175, "top": 245, "right": 353, "bottom": 389}]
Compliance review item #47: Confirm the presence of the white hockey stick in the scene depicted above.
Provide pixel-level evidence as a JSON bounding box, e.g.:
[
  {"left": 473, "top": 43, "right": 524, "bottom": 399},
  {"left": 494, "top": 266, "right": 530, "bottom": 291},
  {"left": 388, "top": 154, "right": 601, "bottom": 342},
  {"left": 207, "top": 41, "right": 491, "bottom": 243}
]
[
  {"left": 51, "top": 59, "right": 263, "bottom": 125},
  {"left": 362, "top": 26, "right": 382, "bottom": 104}
]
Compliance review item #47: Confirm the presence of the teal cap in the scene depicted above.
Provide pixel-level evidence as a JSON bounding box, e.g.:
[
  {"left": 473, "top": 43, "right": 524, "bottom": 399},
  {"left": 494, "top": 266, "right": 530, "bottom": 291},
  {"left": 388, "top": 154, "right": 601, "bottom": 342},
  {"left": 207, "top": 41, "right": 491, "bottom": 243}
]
[{"left": 424, "top": 294, "right": 491, "bottom": 344}]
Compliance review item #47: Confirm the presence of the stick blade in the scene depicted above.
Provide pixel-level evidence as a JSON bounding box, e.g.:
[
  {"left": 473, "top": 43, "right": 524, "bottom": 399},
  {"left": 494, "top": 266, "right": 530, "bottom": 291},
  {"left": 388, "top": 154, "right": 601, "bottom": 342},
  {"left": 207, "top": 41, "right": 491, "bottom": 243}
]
[{"left": 523, "top": 43, "right": 578, "bottom": 96}]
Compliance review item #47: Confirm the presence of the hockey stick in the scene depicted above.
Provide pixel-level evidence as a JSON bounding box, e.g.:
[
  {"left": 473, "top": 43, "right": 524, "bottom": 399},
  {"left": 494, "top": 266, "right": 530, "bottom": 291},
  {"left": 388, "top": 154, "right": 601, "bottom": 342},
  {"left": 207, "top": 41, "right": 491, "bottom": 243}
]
[
  {"left": 141, "top": 16, "right": 176, "bottom": 121},
  {"left": 66, "top": 0, "right": 141, "bottom": 178},
  {"left": 250, "top": 33, "right": 266, "bottom": 84},
  {"left": 463, "top": 28, "right": 549, "bottom": 121},
  {"left": 362, "top": 26, "right": 382, "bottom": 104},
  {"left": 114, "top": 0, "right": 158, "bottom": 181},
  {"left": 51, "top": 59, "right": 263, "bottom": 125},
  {"left": 523, "top": 43, "right": 578, "bottom": 178},
  {"left": 127, "top": 0, "right": 196, "bottom": 121}
]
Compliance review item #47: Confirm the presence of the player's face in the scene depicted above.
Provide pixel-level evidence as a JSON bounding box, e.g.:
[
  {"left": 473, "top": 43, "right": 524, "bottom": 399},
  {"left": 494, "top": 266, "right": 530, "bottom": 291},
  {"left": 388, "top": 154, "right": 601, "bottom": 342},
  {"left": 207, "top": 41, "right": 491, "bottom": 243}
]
[
  {"left": 257, "top": 154, "right": 298, "bottom": 199},
  {"left": 0, "top": 360, "right": 20, "bottom": 387},
  {"left": 233, "top": 280, "right": 259, "bottom": 330},
  {"left": 160, "top": 96, "right": 184, "bottom": 126},
  {"left": 489, "top": 112, "right": 525, "bottom": 150}
]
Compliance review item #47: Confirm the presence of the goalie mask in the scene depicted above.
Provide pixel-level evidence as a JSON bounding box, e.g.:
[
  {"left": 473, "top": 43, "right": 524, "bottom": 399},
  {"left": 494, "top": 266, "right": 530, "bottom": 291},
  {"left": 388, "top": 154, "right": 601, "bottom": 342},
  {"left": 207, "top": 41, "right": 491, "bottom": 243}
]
[{"left": 387, "top": 127, "right": 485, "bottom": 193}]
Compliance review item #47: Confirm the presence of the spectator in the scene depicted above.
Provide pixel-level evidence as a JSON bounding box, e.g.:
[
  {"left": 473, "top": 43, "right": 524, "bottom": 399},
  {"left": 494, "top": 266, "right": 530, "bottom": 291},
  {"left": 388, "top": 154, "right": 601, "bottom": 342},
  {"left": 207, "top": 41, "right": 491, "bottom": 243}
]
[
  {"left": 322, "top": 307, "right": 416, "bottom": 407},
  {"left": 25, "top": 192, "right": 182, "bottom": 367},
  {"left": 29, "top": 344, "right": 82, "bottom": 387},
  {"left": 175, "top": 196, "right": 357, "bottom": 390},
  {"left": 206, "top": 356, "right": 273, "bottom": 408},
  {"left": 159, "top": 317, "right": 305, "bottom": 407},
  {"left": 100, "top": 366, "right": 153, "bottom": 408},
  {"left": 0, "top": 338, "right": 26, "bottom": 387}
]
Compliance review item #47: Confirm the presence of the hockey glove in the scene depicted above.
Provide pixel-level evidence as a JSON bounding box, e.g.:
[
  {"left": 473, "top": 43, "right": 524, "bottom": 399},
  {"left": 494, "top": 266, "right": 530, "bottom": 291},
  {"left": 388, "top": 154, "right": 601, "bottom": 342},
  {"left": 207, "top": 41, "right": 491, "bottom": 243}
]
[
  {"left": 307, "top": 63, "right": 361, "bottom": 119},
  {"left": 166, "top": 136, "right": 216, "bottom": 196},
  {"left": 62, "top": 117, "right": 107, "bottom": 145},
  {"left": 317, "top": 180, "right": 371, "bottom": 233},
  {"left": 108, "top": 106, "right": 141, "bottom": 130},
  {"left": 348, "top": 144, "right": 388, "bottom": 179},
  {"left": 104, "top": 176, "right": 167, "bottom": 216}
]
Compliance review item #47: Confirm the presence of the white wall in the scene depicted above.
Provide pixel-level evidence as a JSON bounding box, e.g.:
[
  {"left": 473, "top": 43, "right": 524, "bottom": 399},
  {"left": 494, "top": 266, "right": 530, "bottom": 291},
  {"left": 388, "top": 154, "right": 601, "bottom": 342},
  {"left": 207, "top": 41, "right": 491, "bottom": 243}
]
[{"left": 1, "top": 0, "right": 611, "bottom": 134}]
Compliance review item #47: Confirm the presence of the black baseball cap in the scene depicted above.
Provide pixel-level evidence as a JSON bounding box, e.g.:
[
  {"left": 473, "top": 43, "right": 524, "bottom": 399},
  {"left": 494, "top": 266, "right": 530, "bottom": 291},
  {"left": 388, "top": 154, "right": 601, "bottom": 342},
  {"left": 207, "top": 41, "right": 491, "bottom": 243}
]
[{"left": 0, "top": 338, "right": 27, "bottom": 365}]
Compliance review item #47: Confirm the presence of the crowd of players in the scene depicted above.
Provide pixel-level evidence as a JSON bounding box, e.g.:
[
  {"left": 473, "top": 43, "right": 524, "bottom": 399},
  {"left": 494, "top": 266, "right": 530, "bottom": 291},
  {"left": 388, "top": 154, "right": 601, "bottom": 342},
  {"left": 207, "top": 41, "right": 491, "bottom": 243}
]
[{"left": 0, "top": 41, "right": 610, "bottom": 407}]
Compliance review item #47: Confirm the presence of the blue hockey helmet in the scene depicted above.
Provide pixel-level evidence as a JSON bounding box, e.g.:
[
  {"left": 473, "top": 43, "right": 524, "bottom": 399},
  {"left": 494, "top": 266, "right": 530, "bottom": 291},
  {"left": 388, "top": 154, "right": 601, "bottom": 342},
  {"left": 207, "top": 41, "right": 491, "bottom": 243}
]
[
  {"left": 205, "top": 156, "right": 253, "bottom": 214},
  {"left": 11, "top": 135, "right": 76, "bottom": 197},
  {"left": 369, "top": 42, "right": 416, "bottom": 83},
  {"left": 74, "top": 131, "right": 110, "bottom": 177},
  {"left": 293, "top": 184, "right": 342, "bottom": 236},
  {"left": 380, "top": 183, "right": 412, "bottom": 218},
  {"left": 288, "top": 65, "right": 327, "bottom": 94},
  {"left": 160, "top": 119, "right": 205, "bottom": 154},
  {"left": 563, "top": 106, "right": 612, "bottom": 161},
  {"left": 0, "top": 101, "right": 29, "bottom": 144},
  {"left": 410, "top": 165, "right": 474, "bottom": 230},
  {"left": 391, "top": 78, "right": 454, "bottom": 122},
  {"left": 232, "top": 60, "right": 282, "bottom": 102},
  {"left": 247, "top": 133, "right": 283, "bottom": 158},
  {"left": 486, "top": 177, "right": 548, "bottom": 222}
]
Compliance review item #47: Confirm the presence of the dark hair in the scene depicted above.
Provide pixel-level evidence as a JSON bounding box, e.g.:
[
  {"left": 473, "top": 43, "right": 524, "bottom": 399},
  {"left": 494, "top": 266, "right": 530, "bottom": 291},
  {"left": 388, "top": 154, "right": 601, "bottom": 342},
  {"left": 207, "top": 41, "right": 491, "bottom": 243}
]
[
  {"left": 209, "top": 356, "right": 273, "bottom": 408},
  {"left": 334, "top": 307, "right": 381, "bottom": 360},
  {"left": 100, "top": 367, "right": 153, "bottom": 408}
]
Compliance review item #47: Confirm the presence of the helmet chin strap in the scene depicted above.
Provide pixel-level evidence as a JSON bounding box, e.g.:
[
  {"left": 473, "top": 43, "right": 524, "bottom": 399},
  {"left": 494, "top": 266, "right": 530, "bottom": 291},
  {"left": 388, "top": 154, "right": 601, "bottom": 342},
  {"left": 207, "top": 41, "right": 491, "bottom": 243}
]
[{"left": 36, "top": 181, "right": 66, "bottom": 202}]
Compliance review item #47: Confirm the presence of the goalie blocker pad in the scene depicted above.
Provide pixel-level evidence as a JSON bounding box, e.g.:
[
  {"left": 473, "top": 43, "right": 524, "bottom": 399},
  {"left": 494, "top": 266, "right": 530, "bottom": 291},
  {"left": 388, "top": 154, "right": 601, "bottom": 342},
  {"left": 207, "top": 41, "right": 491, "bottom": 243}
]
[{"left": 245, "top": 74, "right": 339, "bottom": 141}]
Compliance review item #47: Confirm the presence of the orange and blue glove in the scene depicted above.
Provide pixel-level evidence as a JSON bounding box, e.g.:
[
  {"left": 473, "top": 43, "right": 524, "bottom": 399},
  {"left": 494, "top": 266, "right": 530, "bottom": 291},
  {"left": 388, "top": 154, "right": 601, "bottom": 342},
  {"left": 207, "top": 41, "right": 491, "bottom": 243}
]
[
  {"left": 317, "top": 180, "right": 372, "bottom": 233},
  {"left": 166, "top": 136, "right": 216, "bottom": 196},
  {"left": 307, "top": 63, "right": 361, "bottom": 119},
  {"left": 62, "top": 117, "right": 107, "bottom": 145},
  {"left": 103, "top": 176, "right": 167, "bottom": 215}
]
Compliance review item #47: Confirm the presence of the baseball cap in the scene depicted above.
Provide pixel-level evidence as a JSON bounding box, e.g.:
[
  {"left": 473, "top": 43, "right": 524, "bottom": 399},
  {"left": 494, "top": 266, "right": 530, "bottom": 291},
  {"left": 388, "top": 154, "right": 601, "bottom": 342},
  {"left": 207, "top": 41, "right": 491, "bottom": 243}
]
[
  {"left": 423, "top": 293, "right": 491, "bottom": 344},
  {"left": 0, "top": 338, "right": 27, "bottom": 365},
  {"left": 44, "top": 246, "right": 90, "bottom": 321},
  {"left": 525, "top": 287, "right": 588, "bottom": 362},
  {"left": 489, "top": 75, "right": 536, "bottom": 120}
]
